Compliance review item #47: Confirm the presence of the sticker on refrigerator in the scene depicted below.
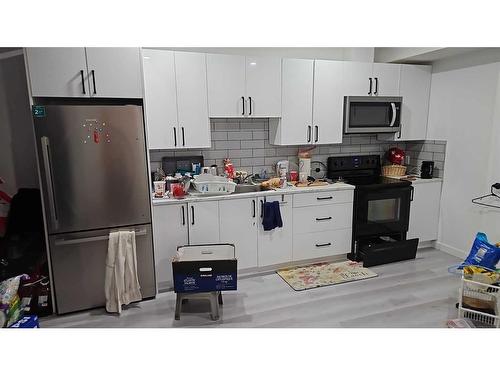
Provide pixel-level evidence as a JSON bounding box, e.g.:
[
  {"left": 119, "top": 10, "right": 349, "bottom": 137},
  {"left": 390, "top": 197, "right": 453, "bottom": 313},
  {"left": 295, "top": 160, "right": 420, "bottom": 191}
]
[{"left": 32, "top": 105, "right": 46, "bottom": 118}]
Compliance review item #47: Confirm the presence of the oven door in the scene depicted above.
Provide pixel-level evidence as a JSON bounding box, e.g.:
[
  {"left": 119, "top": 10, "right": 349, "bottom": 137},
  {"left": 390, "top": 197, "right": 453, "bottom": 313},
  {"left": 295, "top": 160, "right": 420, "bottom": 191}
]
[
  {"left": 354, "top": 185, "right": 413, "bottom": 237},
  {"left": 344, "top": 96, "right": 402, "bottom": 134}
]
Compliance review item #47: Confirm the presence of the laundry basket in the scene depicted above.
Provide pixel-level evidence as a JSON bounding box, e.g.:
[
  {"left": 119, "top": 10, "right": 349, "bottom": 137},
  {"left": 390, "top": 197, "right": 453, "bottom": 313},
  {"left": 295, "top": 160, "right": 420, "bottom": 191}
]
[{"left": 458, "top": 277, "right": 500, "bottom": 328}]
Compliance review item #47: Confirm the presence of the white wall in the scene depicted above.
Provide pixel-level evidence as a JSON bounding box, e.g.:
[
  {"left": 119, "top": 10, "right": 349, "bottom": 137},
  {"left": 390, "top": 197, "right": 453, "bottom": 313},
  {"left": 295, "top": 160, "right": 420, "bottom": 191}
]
[
  {"left": 155, "top": 47, "right": 375, "bottom": 62},
  {"left": 427, "top": 57, "right": 500, "bottom": 256},
  {"left": 0, "top": 54, "right": 38, "bottom": 196}
]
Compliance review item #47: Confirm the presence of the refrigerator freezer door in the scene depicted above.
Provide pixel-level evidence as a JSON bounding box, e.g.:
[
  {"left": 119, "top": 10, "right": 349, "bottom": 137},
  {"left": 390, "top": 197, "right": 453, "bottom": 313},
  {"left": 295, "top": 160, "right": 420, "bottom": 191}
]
[
  {"left": 49, "top": 224, "right": 155, "bottom": 314},
  {"left": 34, "top": 104, "right": 151, "bottom": 234}
]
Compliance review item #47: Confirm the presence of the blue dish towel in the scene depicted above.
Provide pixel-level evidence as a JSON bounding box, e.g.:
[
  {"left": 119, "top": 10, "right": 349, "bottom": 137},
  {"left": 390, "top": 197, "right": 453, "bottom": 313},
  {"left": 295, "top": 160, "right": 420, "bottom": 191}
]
[{"left": 262, "top": 201, "right": 283, "bottom": 231}]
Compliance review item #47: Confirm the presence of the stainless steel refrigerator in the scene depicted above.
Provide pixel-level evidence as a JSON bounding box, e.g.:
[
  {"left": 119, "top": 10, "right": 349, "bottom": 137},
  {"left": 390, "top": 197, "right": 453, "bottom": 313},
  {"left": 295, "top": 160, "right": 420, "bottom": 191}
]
[{"left": 33, "top": 102, "right": 155, "bottom": 314}]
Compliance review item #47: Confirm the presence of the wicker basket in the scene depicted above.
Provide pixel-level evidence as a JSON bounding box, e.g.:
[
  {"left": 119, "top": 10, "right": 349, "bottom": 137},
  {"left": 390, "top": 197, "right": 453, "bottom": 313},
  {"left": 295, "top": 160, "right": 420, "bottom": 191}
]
[{"left": 381, "top": 164, "right": 407, "bottom": 177}]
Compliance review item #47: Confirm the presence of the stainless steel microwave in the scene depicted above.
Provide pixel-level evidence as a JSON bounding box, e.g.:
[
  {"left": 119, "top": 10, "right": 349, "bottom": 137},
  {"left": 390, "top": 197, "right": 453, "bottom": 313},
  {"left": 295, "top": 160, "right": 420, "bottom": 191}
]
[{"left": 344, "top": 96, "right": 402, "bottom": 134}]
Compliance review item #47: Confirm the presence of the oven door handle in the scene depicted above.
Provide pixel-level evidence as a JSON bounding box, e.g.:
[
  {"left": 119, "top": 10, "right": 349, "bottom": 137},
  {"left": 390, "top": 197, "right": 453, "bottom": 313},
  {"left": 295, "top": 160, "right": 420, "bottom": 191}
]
[{"left": 389, "top": 102, "right": 397, "bottom": 127}]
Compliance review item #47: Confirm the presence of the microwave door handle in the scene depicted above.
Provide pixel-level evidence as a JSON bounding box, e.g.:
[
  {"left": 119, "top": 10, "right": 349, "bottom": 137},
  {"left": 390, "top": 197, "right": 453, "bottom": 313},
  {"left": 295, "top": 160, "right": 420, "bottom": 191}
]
[{"left": 389, "top": 102, "right": 397, "bottom": 127}]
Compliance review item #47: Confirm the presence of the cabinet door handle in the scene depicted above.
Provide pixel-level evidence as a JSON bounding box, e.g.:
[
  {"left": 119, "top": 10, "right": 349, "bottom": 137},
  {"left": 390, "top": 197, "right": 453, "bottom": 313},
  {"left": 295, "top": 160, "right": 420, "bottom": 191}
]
[
  {"left": 307, "top": 125, "right": 312, "bottom": 143},
  {"left": 252, "top": 199, "right": 256, "bottom": 218},
  {"left": 80, "top": 70, "right": 86, "bottom": 94},
  {"left": 374, "top": 77, "right": 379, "bottom": 95},
  {"left": 410, "top": 186, "right": 414, "bottom": 202},
  {"left": 91, "top": 70, "right": 97, "bottom": 94},
  {"left": 191, "top": 206, "right": 195, "bottom": 225},
  {"left": 368, "top": 77, "right": 372, "bottom": 95},
  {"left": 241, "top": 96, "right": 245, "bottom": 115},
  {"left": 316, "top": 196, "right": 333, "bottom": 201},
  {"left": 316, "top": 216, "right": 332, "bottom": 221},
  {"left": 181, "top": 126, "right": 185, "bottom": 146},
  {"left": 248, "top": 96, "right": 252, "bottom": 115},
  {"left": 260, "top": 199, "right": 264, "bottom": 218},
  {"left": 181, "top": 205, "right": 185, "bottom": 226},
  {"left": 173, "top": 127, "right": 177, "bottom": 147},
  {"left": 314, "top": 125, "right": 319, "bottom": 143},
  {"left": 315, "top": 242, "right": 332, "bottom": 248}
]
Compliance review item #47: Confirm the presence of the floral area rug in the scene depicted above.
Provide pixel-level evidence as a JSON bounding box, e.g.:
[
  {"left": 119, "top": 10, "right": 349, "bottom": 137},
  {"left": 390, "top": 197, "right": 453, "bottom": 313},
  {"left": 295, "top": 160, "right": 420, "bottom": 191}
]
[{"left": 277, "top": 261, "right": 378, "bottom": 291}]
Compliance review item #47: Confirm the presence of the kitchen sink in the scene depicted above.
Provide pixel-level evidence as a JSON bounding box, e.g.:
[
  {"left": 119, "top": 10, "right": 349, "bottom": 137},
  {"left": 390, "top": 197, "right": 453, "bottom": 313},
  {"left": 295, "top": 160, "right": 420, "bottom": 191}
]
[{"left": 233, "top": 184, "right": 263, "bottom": 194}]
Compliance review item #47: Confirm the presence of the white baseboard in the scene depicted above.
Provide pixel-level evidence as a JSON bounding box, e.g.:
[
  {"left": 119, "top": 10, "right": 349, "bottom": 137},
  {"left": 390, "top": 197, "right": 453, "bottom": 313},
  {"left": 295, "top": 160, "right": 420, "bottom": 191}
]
[{"left": 435, "top": 241, "right": 467, "bottom": 259}]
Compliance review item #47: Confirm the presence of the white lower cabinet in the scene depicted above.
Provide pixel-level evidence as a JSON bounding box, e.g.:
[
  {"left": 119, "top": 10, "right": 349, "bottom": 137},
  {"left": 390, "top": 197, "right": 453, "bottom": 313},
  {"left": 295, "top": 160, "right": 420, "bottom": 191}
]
[
  {"left": 188, "top": 201, "right": 220, "bottom": 245},
  {"left": 257, "top": 195, "right": 293, "bottom": 267},
  {"left": 219, "top": 198, "right": 258, "bottom": 270},
  {"left": 408, "top": 180, "right": 442, "bottom": 242},
  {"left": 293, "top": 229, "right": 352, "bottom": 261},
  {"left": 151, "top": 188, "right": 355, "bottom": 289},
  {"left": 152, "top": 204, "right": 189, "bottom": 290}
]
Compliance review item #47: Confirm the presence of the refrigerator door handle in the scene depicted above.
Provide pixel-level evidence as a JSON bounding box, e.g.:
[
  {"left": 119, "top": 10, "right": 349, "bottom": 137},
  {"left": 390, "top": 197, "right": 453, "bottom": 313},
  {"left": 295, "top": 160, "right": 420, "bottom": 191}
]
[
  {"left": 54, "top": 228, "right": 148, "bottom": 246},
  {"left": 41, "top": 136, "right": 58, "bottom": 230}
]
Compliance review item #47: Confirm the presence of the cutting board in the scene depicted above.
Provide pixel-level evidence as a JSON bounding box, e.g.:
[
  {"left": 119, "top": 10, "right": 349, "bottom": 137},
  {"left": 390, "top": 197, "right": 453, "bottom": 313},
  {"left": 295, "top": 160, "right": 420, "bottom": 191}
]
[{"left": 293, "top": 181, "right": 330, "bottom": 188}]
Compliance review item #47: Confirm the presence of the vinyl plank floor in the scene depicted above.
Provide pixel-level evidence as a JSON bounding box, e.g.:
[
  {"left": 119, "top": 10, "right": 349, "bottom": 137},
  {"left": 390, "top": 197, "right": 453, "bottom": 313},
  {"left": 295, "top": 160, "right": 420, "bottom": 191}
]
[{"left": 41, "top": 248, "right": 462, "bottom": 328}]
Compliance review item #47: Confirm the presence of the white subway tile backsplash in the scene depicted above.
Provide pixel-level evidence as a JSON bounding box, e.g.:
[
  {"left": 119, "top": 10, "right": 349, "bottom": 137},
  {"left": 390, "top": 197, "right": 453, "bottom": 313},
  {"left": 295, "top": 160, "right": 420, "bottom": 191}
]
[
  {"left": 149, "top": 119, "right": 446, "bottom": 178},
  {"left": 241, "top": 140, "right": 265, "bottom": 149}
]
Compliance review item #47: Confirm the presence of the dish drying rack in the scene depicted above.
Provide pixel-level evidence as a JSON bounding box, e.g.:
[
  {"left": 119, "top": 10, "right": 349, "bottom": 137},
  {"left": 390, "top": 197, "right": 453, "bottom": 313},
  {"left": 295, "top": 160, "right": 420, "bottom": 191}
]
[{"left": 472, "top": 183, "right": 500, "bottom": 209}]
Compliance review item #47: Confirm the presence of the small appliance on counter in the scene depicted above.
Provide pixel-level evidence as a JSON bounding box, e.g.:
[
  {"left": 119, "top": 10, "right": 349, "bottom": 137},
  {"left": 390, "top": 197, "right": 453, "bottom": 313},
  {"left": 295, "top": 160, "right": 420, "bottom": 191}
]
[{"left": 420, "top": 161, "right": 435, "bottom": 179}]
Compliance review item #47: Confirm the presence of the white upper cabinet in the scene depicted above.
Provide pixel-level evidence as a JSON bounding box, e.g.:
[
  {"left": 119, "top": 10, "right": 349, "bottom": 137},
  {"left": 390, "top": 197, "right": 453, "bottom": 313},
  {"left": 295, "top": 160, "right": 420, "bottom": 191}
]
[
  {"left": 142, "top": 49, "right": 178, "bottom": 149},
  {"left": 207, "top": 54, "right": 281, "bottom": 117},
  {"left": 342, "top": 61, "right": 400, "bottom": 97},
  {"left": 25, "top": 48, "right": 89, "bottom": 97},
  {"left": 142, "top": 49, "right": 211, "bottom": 150},
  {"left": 398, "top": 65, "right": 432, "bottom": 140},
  {"left": 312, "top": 60, "right": 344, "bottom": 145},
  {"left": 174, "top": 52, "right": 211, "bottom": 149},
  {"left": 279, "top": 58, "right": 314, "bottom": 145},
  {"left": 245, "top": 56, "right": 282, "bottom": 117},
  {"left": 83, "top": 48, "right": 143, "bottom": 98},
  {"left": 207, "top": 54, "right": 246, "bottom": 117},
  {"left": 342, "top": 61, "right": 374, "bottom": 96},
  {"left": 372, "top": 63, "right": 401, "bottom": 96},
  {"left": 377, "top": 64, "right": 432, "bottom": 141},
  {"left": 25, "top": 47, "right": 142, "bottom": 98}
]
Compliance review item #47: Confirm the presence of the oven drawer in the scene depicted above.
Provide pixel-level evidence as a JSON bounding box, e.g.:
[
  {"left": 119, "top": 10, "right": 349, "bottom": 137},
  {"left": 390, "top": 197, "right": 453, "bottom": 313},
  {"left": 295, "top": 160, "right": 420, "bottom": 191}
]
[
  {"left": 359, "top": 238, "right": 418, "bottom": 267},
  {"left": 293, "top": 189, "right": 353, "bottom": 207},
  {"left": 293, "top": 229, "right": 352, "bottom": 261},
  {"left": 293, "top": 203, "right": 353, "bottom": 234}
]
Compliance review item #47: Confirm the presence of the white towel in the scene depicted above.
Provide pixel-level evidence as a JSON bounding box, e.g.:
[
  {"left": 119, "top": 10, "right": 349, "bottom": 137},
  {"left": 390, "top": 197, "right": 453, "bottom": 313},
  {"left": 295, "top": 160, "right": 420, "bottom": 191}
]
[{"left": 105, "top": 230, "right": 142, "bottom": 314}]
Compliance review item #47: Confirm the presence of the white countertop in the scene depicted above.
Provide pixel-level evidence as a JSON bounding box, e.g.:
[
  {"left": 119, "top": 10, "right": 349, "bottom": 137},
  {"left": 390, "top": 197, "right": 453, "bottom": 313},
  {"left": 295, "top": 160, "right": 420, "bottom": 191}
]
[
  {"left": 387, "top": 175, "right": 443, "bottom": 184},
  {"left": 152, "top": 182, "right": 355, "bottom": 206}
]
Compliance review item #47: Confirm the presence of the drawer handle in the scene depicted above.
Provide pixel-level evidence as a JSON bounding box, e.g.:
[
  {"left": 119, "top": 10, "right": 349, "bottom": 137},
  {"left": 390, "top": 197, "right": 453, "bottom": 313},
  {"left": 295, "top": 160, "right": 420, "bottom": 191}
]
[
  {"left": 315, "top": 242, "right": 332, "bottom": 248},
  {"left": 317, "top": 196, "right": 333, "bottom": 201},
  {"left": 316, "top": 216, "right": 332, "bottom": 221},
  {"left": 201, "top": 251, "right": 213, "bottom": 255}
]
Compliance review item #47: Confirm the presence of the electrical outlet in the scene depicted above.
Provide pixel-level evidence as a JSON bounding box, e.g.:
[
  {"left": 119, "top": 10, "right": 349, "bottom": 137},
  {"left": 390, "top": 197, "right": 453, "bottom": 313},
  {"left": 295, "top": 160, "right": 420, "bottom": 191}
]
[{"left": 404, "top": 155, "right": 411, "bottom": 165}]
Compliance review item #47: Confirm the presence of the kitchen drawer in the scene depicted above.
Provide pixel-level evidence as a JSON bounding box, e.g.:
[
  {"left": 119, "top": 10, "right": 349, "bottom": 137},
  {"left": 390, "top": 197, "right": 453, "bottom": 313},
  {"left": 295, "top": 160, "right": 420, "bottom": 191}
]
[
  {"left": 293, "top": 189, "right": 353, "bottom": 207},
  {"left": 293, "top": 202, "right": 353, "bottom": 234},
  {"left": 293, "top": 229, "right": 351, "bottom": 261}
]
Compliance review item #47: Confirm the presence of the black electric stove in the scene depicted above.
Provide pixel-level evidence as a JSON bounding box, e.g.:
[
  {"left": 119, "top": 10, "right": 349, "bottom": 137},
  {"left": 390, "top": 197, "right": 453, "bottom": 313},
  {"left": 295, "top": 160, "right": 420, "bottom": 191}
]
[{"left": 327, "top": 155, "right": 418, "bottom": 267}]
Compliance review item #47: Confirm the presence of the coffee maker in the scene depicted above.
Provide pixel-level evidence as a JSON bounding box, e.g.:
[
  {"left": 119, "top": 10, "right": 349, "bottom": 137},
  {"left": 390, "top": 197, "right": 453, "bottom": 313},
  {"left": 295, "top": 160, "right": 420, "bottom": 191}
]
[{"left": 420, "top": 161, "right": 434, "bottom": 179}]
